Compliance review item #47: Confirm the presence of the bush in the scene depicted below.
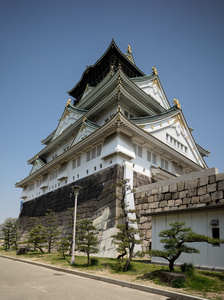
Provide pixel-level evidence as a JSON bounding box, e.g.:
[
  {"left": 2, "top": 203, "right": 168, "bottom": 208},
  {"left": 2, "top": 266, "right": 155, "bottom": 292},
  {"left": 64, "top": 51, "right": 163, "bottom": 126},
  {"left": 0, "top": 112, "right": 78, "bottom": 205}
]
[
  {"left": 172, "top": 276, "right": 185, "bottom": 288},
  {"left": 180, "top": 263, "right": 195, "bottom": 275},
  {"left": 90, "top": 258, "right": 99, "bottom": 266}
]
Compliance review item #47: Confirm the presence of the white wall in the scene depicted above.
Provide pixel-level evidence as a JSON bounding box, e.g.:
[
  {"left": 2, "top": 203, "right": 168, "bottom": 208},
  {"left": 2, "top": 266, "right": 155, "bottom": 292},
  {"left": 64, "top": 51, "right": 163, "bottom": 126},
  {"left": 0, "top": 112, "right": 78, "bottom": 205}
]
[{"left": 151, "top": 210, "right": 224, "bottom": 270}]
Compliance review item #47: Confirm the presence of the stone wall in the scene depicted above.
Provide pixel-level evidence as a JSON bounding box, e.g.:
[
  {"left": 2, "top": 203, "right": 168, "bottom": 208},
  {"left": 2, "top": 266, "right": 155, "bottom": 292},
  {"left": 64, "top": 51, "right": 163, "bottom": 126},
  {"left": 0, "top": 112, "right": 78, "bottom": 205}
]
[
  {"left": 18, "top": 164, "right": 124, "bottom": 257},
  {"left": 18, "top": 164, "right": 153, "bottom": 257},
  {"left": 134, "top": 168, "right": 224, "bottom": 252}
]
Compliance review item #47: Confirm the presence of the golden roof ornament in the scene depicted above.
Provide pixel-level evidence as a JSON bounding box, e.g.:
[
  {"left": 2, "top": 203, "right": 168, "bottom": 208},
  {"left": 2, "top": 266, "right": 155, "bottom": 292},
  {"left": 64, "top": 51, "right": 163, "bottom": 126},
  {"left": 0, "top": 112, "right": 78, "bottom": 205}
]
[
  {"left": 66, "top": 99, "right": 72, "bottom": 107},
  {"left": 172, "top": 98, "right": 181, "bottom": 109},
  {"left": 152, "top": 66, "right": 158, "bottom": 75},
  {"left": 127, "top": 44, "right": 132, "bottom": 54}
]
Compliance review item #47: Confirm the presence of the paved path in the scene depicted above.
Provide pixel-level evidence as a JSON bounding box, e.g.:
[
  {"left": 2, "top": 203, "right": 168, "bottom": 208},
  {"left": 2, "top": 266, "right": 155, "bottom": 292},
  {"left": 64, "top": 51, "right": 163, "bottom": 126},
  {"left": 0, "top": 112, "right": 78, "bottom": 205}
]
[{"left": 0, "top": 257, "right": 172, "bottom": 300}]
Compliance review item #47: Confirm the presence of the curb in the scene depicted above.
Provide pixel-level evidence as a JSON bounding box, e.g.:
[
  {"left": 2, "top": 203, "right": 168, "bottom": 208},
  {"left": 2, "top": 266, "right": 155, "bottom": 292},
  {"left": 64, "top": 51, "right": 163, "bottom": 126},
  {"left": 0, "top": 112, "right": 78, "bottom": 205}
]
[{"left": 0, "top": 255, "right": 208, "bottom": 300}]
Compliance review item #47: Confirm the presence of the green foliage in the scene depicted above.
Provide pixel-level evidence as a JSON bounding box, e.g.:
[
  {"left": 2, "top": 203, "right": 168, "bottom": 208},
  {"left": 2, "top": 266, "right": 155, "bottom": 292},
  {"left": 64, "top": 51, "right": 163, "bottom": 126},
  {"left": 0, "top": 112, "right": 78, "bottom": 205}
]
[
  {"left": 57, "top": 238, "right": 70, "bottom": 259},
  {"left": 76, "top": 219, "right": 99, "bottom": 266},
  {"left": 150, "top": 221, "right": 224, "bottom": 272},
  {"left": 90, "top": 258, "right": 99, "bottom": 266},
  {"left": 180, "top": 263, "right": 195, "bottom": 275},
  {"left": 45, "top": 209, "right": 60, "bottom": 253},
  {"left": 172, "top": 276, "right": 186, "bottom": 288},
  {"left": 111, "top": 179, "right": 141, "bottom": 272},
  {"left": 28, "top": 218, "right": 47, "bottom": 253},
  {"left": 2, "top": 218, "right": 18, "bottom": 250}
]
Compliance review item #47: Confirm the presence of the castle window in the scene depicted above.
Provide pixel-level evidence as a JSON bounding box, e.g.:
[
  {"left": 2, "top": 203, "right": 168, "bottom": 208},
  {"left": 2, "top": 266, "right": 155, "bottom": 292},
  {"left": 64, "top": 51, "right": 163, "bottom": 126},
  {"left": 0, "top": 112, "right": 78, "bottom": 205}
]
[
  {"left": 134, "top": 143, "right": 142, "bottom": 158},
  {"left": 50, "top": 170, "right": 58, "bottom": 181},
  {"left": 86, "top": 145, "right": 102, "bottom": 162},
  {"left": 72, "top": 156, "right": 81, "bottom": 168},
  {"left": 28, "top": 183, "right": 34, "bottom": 191},
  {"left": 152, "top": 153, "right": 157, "bottom": 165},
  {"left": 167, "top": 133, "right": 187, "bottom": 153},
  {"left": 147, "top": 151, "right": 151, "bottom": 162},
  {"left": 161, "top": 158, "right": 169, "bottom": 171}
]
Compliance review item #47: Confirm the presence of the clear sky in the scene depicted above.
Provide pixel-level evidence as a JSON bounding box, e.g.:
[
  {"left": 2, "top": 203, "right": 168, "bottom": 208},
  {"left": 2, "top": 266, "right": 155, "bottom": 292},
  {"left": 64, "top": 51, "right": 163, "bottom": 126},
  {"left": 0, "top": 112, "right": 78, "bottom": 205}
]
[{"left": 0, "top": 0, "right": 223, "bottom": 224}]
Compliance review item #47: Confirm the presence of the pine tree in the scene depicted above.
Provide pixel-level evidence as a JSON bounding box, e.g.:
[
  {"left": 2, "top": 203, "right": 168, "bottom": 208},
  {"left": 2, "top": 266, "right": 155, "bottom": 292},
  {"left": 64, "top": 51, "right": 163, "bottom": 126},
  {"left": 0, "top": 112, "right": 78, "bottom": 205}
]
[
  {"left": 45, "top": 209, "right": 59, "bottom": 253},
  {"left": 76, "top": 219, "right": 99, "bottom": 266},
  {"left": 111, "top": 179, "right": 141, "bottom": 272},
  {"left": 2, "top": 218, "right": 18, "bottom": 250},
  {"left": 28, "top": 218, "right": 47, "bottom": 253},
  {"left": 150, "top": 221, "right": 224, "bottom": 272}
]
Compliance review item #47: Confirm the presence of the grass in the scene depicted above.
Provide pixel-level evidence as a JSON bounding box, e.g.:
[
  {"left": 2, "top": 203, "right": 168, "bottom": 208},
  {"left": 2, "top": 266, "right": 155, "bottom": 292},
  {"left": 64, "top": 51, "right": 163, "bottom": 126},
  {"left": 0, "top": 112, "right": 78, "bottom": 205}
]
[{"left": 1, "top": 247, "right": 224, "bottom": 300}]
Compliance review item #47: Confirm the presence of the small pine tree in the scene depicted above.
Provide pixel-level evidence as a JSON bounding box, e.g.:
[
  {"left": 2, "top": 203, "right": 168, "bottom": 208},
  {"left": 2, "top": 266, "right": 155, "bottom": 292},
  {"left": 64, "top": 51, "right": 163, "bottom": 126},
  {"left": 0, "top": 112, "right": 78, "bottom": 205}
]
[
  {"left": 76, "top": 219, "right": 99, "bottom": 266},
  {"left": 57, "top": 237, "right": 70, "bottom": 259},
  {"left": 45, "top": 209, "right": 59, "bottom": 253},
  {"left": 111, "top": 179, "right": 141, "bottom": 272},
  {"left": 150, "top": 221, "right": 224, "bottom": 272},
  {"left": 2, "top": 218, "right": 18, "bottom": 250},
  {"left": 28, "top": 218, "right": 47, "bottom": 253}
]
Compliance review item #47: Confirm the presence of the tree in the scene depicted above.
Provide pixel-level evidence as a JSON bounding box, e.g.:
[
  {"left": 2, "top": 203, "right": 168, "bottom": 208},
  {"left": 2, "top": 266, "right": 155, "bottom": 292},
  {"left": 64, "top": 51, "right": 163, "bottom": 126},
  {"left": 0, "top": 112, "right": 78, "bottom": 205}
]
[
  {"left": 2, "top": 218, "right": 18, "bottom": 250},
  {"left": 57, "top": 238, "right": 70, "bottom": 259},
  {"left": 76, "top": 219, "right": 99, "bottom": 266},
  {"left": 150, "top": 221, "right": 224, "bottom": 272},
  {"left": 28, "top": 218, "right": 47, "bottom": 253},
  {"left": 111, "top": 179, "right": 141, "bottom": 272},
  {"left": 45, "top": 209, "right": 59, "bottom": 253}
]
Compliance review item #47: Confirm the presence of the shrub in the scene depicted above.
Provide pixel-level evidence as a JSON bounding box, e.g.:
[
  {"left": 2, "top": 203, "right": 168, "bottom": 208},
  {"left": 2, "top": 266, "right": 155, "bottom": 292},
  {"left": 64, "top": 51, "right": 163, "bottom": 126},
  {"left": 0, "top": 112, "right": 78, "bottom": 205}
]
[
  {"left": 172, "top": 276, "right": 185, "bottom": 288},
  {"left": 180, "top": 263, "right": 195, "bottom": 275},
  {"left": 90, "top": 258, "right": 99, "bottom": 266}
]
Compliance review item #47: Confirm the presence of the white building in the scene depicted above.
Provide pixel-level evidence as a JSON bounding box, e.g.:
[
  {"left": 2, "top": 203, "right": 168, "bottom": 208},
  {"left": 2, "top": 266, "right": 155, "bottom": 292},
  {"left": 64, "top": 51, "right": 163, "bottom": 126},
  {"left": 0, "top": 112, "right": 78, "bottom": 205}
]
[{"left": 16, "top": 40, "right": 212, "bottom": 258}]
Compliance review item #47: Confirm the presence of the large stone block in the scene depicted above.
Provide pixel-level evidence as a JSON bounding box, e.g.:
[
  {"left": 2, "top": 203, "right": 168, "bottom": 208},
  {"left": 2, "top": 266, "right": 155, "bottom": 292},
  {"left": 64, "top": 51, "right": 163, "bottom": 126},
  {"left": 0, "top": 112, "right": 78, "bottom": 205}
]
[
  {"left": 185, "top": 180, "right": 198, "bottom": 189},
  {"left": 170, "top": 183, "right": 178, "bottom": 192},
  {"left": 207, "top": 183, "right": 217, "bottom": 193},
  {"left": 197, "top": 186, "right": 207, "bottom": 196},
  {"left": 218, "top": 181, "right": 224, "bottom": 191}
]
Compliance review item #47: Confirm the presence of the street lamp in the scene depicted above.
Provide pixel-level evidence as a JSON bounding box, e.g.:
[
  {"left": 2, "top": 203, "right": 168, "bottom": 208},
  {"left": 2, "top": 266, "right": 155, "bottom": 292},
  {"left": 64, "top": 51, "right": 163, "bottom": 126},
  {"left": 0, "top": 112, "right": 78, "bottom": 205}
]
[{"left": 71, "top": 185, "right": 82, "bottom": 265}]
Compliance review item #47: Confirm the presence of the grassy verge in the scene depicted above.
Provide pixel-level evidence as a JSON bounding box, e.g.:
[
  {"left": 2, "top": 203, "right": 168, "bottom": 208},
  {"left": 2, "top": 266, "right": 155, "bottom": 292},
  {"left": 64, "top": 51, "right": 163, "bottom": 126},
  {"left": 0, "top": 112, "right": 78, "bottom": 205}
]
[{"left": 0, "top": 247, "right": 223, "bottom": 300}]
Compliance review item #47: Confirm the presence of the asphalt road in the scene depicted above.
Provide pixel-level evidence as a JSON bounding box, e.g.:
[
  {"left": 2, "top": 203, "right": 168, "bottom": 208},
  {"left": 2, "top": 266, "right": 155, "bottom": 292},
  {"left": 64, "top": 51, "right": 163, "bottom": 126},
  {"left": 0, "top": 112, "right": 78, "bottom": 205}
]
[{"left": 0, "top": 257, "right": 172, "bottom": 300}]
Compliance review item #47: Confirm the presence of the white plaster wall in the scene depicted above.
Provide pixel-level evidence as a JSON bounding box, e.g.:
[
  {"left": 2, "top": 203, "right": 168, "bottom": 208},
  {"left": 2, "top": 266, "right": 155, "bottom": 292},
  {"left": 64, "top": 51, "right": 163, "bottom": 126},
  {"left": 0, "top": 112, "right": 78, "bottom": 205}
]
[{"left": 151, "top": 211, "right": 224, "bottom": 270}]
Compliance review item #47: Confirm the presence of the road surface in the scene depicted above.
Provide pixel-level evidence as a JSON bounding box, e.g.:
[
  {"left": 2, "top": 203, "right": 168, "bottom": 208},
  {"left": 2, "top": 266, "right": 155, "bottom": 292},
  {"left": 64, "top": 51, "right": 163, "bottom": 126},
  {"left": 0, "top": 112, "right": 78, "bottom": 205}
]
[{"left": 0, "top": 257, "right": 173, "bottom": 300}]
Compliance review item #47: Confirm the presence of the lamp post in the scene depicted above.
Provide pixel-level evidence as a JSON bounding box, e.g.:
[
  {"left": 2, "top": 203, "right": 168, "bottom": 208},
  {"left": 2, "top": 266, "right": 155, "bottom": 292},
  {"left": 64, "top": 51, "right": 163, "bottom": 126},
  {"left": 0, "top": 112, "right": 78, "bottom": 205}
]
[{"left": 71, "top": 185, "right": 82, "bottom": 265}]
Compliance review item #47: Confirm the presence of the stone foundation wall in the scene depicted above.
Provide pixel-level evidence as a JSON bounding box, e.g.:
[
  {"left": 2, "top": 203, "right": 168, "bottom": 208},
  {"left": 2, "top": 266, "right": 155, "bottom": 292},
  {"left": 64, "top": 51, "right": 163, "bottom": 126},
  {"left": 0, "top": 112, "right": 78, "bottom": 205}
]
[
  {"left": 134, "top": 168, "right": 224, "bottom": 252},
  {"left": 18, "top": 164, "right": 123, "bottom": 257}
]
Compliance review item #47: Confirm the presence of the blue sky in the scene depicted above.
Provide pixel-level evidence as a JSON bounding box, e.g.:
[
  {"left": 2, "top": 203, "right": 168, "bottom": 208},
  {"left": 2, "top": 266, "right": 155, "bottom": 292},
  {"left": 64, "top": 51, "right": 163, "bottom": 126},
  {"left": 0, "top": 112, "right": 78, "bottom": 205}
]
[{"left": 0, "top": 0, "right": 223, "bottom": 224}]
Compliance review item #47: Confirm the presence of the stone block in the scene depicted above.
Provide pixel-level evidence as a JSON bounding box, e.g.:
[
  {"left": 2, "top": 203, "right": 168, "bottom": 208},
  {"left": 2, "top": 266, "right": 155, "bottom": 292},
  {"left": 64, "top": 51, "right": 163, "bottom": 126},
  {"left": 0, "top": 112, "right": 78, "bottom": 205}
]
[
  {"left": 148, "top": 196, "right": 154, "bottom": 203},
  {"left": 177, "top": 182, "right": 185, "bottom": 191},
  {"left": 211, "top": 191, "right": 223, "bottom": 201},
  {"left": 168, "top": 199, "right": 175, "bottom": 206},
  {"left": 149, "top": 202, "right": 159, "bottom": 209},
  {"left": 172, "top": 192, "right": 179, "bottom": 199},
  {"left": 151, "top": 188, "right": 159, "bottom": 195},
  {"left": 161, "top": 185, "right": 169, "bottom": 193},
  {"left": 196, "top": 203, "right": 206, "bottom": 208},
  {"left": 170, "top": 183, "right": 177, "bottom": 192},
  {"left": 140, "top": 216, "right": 148, "bottom": 224},
  {"left": 218, "top": 181, "right": 224, "bottom": 191},
  {"left": 188, "top": 188, "right": 197, "bottom": 197},
  {"left": 179, "top": 190, "right": 187, "bottom": 198},
  {"left": 197, "top": 186, "right": 207, "bottom": 196},
  {"left": 143, "top": 203, "right": 149, "bottom": 209},
  {"left": 207, "top": 183, "right": 217, "bottom": 193},
  {"left": 183, "top": 197, "right": 191, "bottom": 205},
  {"left": 159, "top": 200, "right": 167, "bottom": 208},
  {"left": 209, "top": 175, "right": 216, "bottom": 184},
  {"left": 216, "top": 173, "right": 224, "bottom": 182},
  {"left": 175, "top": 199, "right": 182, "bottom": 206},
  {"left": 164, "top": 193, "right": 172, "bottom": 200},
  {"left": 179, "top": 205, "right": 187, "bottom": 209},
  {"left": 200, "top": 194, "right": 211, "bottom": 203},
  {"left": 185, "top": 180, "right": 198, "bottom": 189},
  {"left": 199, "top": 176, "right": 208, "bottom": 186},
  {"left": 154, "top": 194, "right": 163, "bottom": 201},
  {"left": 192, "top": 196, "right": 200, "bottom": 204}
]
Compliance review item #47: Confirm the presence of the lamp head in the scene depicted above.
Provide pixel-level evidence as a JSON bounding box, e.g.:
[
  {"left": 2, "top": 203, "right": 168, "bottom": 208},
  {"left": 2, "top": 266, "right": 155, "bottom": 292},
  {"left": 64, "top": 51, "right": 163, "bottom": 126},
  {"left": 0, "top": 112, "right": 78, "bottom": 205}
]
[{"left": 72, "top": 185, "right": 82, "bottom": 197}]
